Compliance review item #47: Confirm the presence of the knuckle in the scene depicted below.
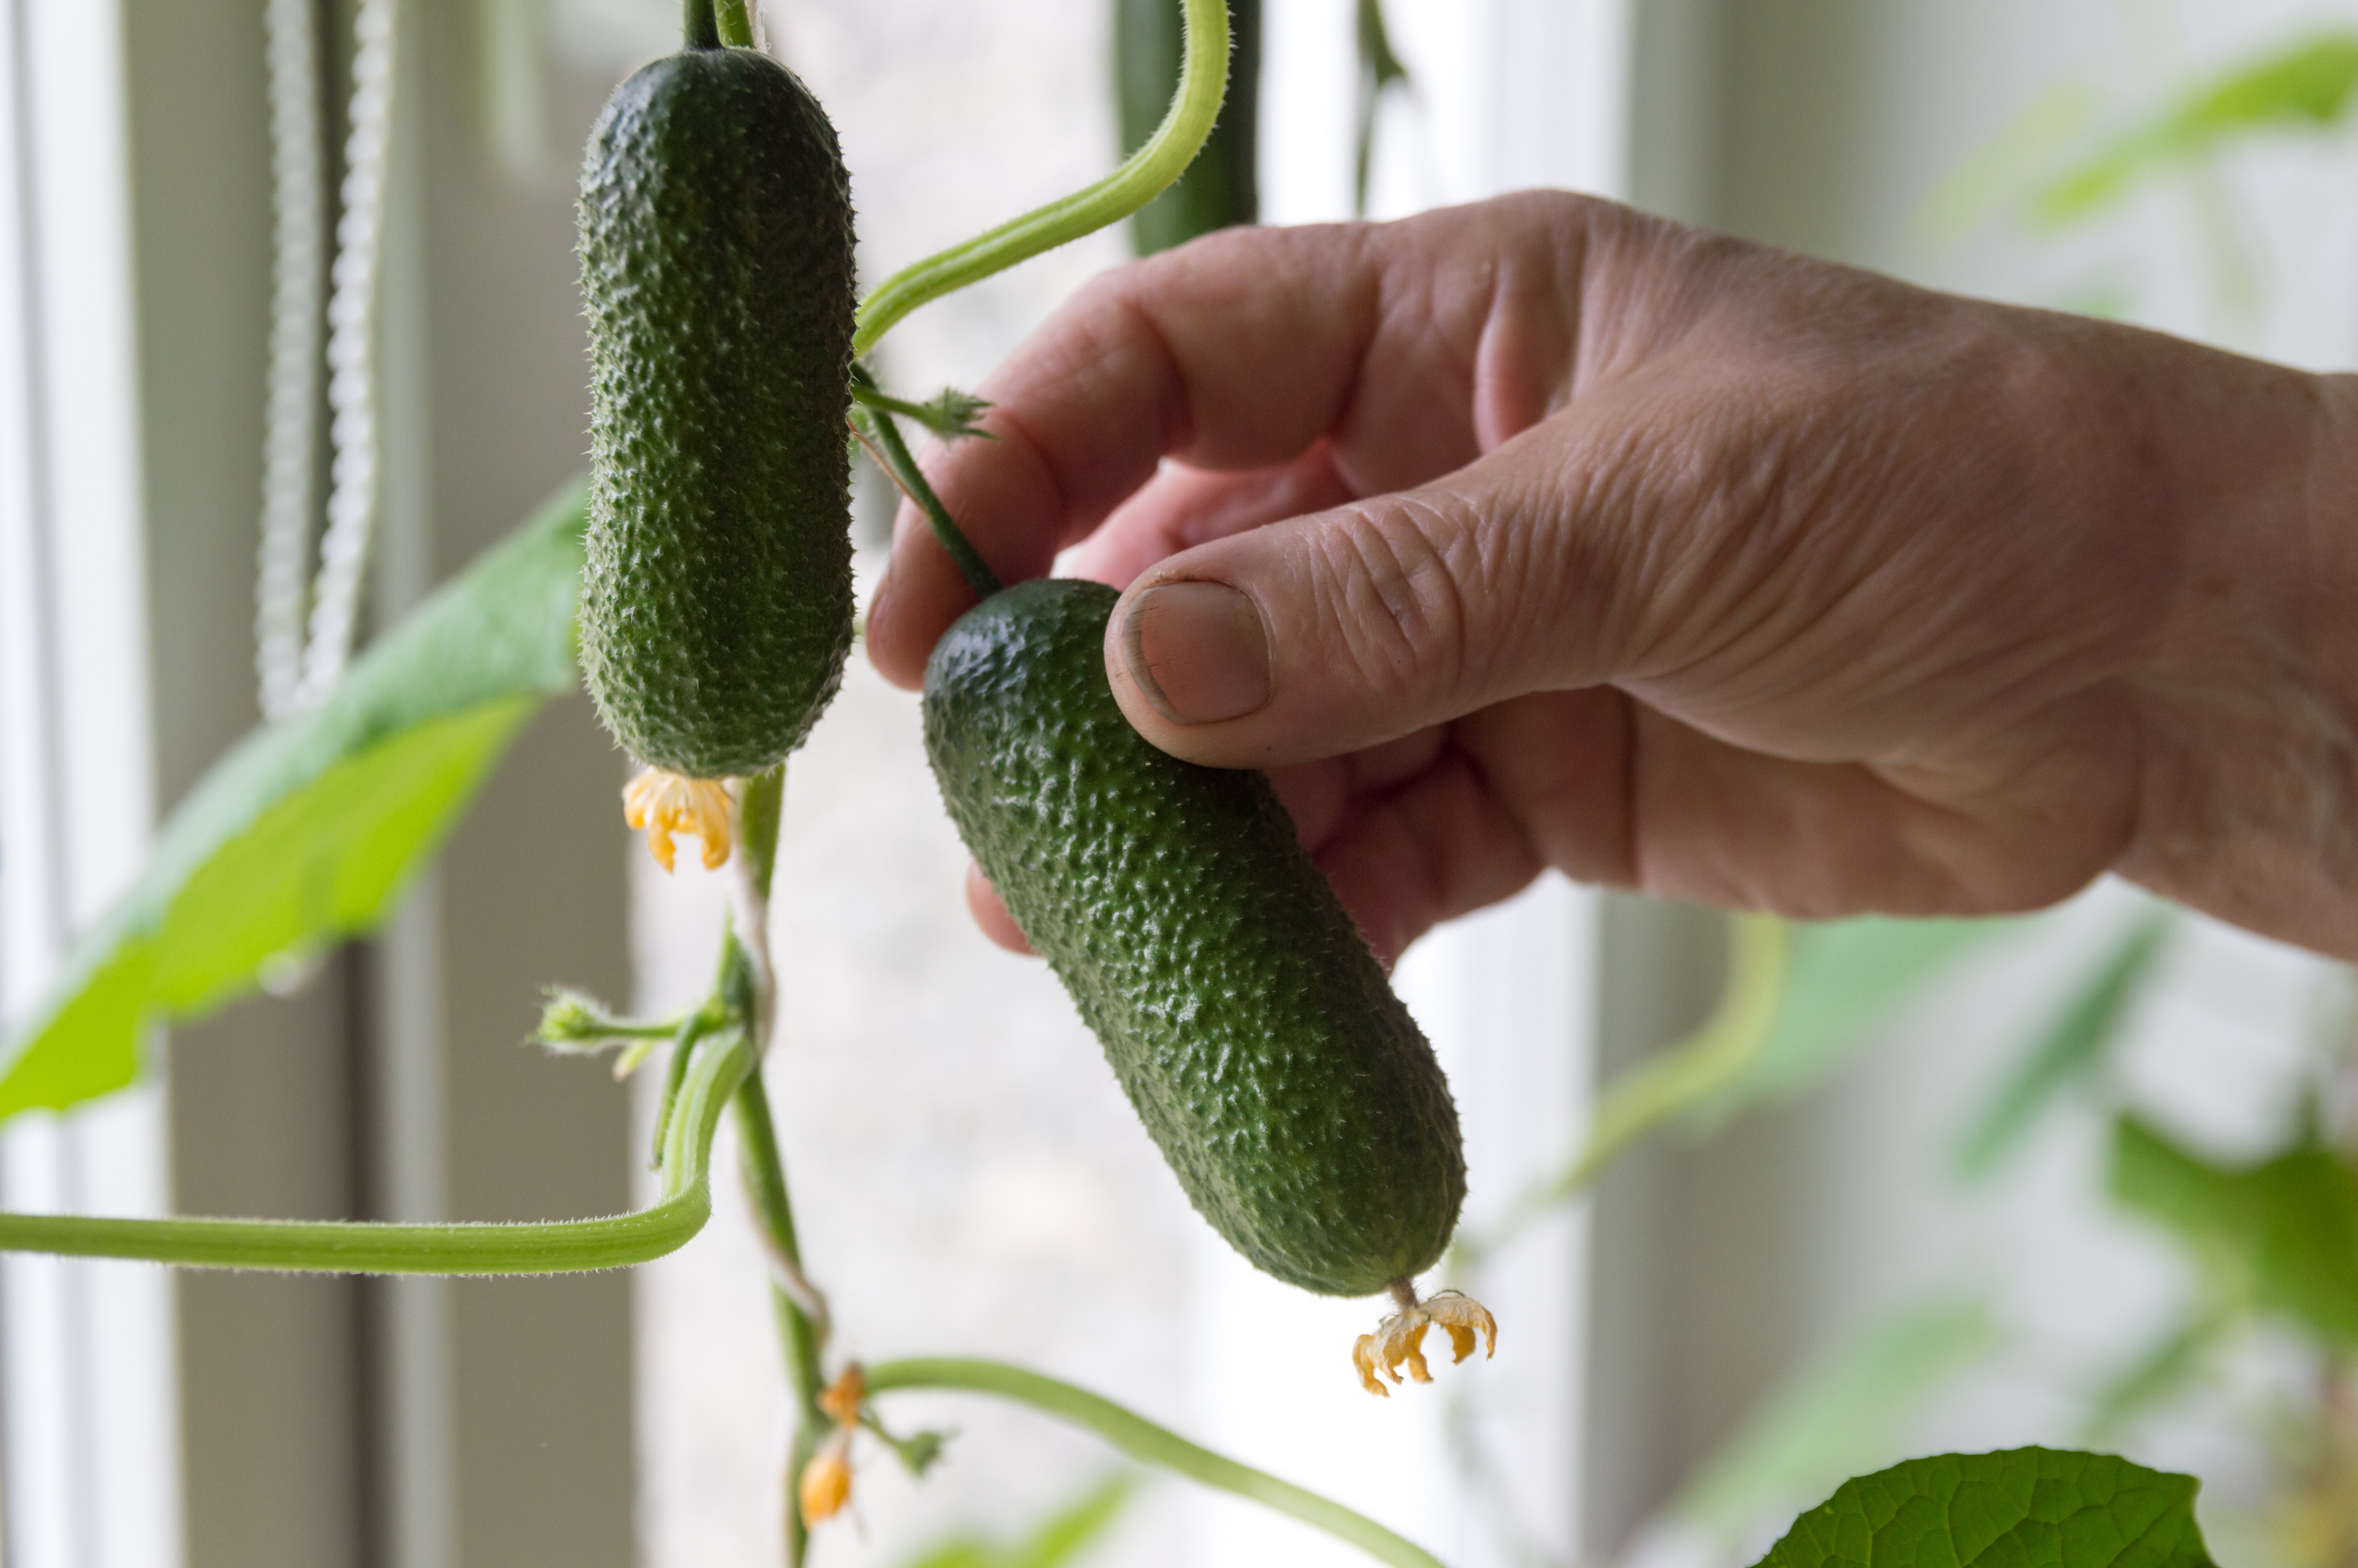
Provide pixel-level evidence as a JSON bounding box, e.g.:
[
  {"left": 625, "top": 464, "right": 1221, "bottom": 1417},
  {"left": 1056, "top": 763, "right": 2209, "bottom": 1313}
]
[{"left": 1301, "top": 496, "right": 1480, "bottom": 711}]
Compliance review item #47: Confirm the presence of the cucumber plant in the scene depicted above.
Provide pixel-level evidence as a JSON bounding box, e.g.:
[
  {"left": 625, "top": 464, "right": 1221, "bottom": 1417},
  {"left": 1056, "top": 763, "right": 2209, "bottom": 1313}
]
[{"left": 0, "top": 1, "right": 2241, "bottom": 1563}]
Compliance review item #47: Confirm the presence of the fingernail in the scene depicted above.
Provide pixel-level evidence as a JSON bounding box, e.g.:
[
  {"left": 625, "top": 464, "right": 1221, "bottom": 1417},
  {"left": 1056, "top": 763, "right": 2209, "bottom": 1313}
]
[{"left": 1121, "top": 581, "right": 1272, "bottom": 725}]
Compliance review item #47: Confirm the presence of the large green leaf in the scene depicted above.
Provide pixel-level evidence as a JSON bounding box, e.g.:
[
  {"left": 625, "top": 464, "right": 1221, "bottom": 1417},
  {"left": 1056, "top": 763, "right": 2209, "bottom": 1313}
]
[
  {"left": 0, "top": 481, "right": 589, "bottom": 1121},
  {"left": 1754, "top": 1449, "right": 2215, "bottom": 1568},
  {"left": 1955, "top": 914, "right": 2172, "bottom": 1179},
  {"left": 2110, "top": 1115, "right": 2358, "bottom": 1345},
  {"left": 2036, "top": 33, "right": 2358, "bottom": 223},
  {"left": 1694, "top": 916, "right": 2006, "bottom": 1122},
  {"left": 1678, "top": 1294, "right": 2003, "bottom": 1540}
]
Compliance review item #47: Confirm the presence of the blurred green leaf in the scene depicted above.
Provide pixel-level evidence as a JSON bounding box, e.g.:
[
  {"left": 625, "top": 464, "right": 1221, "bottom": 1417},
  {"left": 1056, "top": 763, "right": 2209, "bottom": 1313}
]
[
  {"left": 901, "top": 1474, "right": 1134, "bottom": 1568},
  {"left": 1955, "top": 914, "right": 2172, "bottom": 1179},
  {"left": 2035, "top": 32, "right": 2358, "bottom": 225},
  {"left": 1677, "top": 1293, "right": 2003, "bottom": 1541},
  {"left": 0, "top": 480, "right": 588, "bottom": 1122},
  {"left": 1692, "top": 916, "right": 2007, "bottom": 1123},
  {"left": 1754, "top": 1448, "right": 2216, "bottom": 1568},
  {"left": 1472, "top": 915, "right": 2011, "bottom": 1260},
  {"left": 2083, "top": 1308, "right": 2232, "bottom": 1442},
  {"left": 2112, "top": 1116, "right": 2358, "bottom": 1345},
  {"left": 1916, "top": 77, "right": 2107, "bottom": 250}
]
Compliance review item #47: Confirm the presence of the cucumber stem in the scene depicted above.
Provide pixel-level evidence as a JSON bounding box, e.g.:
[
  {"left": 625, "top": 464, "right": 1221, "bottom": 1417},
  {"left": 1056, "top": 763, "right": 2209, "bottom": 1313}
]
[
  {"left": 850, "top": 0, "right": 1230, "bottom": 357},
  {"left": 684, "top": 0, "right": 749, "bottom": 48},
  {"left": 866, "top": 1358, "right": 1451, "bottom": 1568},
  {"left": 736, "top": 1069, "right": 826, "bottom": 1426},
  {"left": 739, "top": 766, "right": 785, "bottom": 902},
  {"left": 648, "top": 1008, "right": 714, "bottom": 1168},
  {"left": 851, "top": 388, "right": 1003, "bottom": 600},
  {"left": 723, "top": 762, "right": 832, "bottom": 1559},
  {"left": 0, "top": 1028, "right": 752, "bottom": 1272}
]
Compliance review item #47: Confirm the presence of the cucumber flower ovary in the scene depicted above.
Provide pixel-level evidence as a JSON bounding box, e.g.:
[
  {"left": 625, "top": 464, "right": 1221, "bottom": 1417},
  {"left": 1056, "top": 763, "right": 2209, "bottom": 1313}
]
[
  {"left": 799, "top": 1363, "right": 868, "bottom": 1525},
  {"left": 623, "top": 767, "right": 732, "bottom": 872},
  {"left": 1353, "top": 1281, "right": 1497, "bottom": 1398}
]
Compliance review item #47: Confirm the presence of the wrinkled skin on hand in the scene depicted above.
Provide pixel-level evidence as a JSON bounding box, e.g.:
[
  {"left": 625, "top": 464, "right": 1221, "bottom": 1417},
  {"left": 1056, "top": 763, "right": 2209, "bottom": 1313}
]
[{"left": 868, "top": 191, "right": 2358, "bottom": 965}]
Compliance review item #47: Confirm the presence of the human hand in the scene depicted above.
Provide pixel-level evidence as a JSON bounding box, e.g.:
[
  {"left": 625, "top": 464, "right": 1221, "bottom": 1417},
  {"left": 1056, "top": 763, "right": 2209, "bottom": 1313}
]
[{"left": 865, "top": 190, "right": 2358, "bottom": 964}]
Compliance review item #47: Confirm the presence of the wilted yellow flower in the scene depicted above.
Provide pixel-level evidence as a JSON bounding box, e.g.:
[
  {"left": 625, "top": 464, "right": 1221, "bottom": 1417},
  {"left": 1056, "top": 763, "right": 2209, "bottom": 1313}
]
[
  {"left": 798, "top": 1431, "right": 853, "bottom": 1523},
  {"left": 818, "top": 1363, "right": 866, "bottom": 1427},
  {"left": 799, "top": 1364, "right": 868, "bottom": 1526},
  {"left": 1353, "top": 1286, "right": 1497, "bottom": 1398},
  {"left": 622, "top": 768, "right": 732, "bottom": 872}
]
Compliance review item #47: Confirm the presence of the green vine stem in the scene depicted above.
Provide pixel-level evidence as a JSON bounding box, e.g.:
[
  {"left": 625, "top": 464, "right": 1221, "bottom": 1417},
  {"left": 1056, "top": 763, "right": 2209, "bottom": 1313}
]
[
  {"left": 684, "top": 0, "right": 752, "bottom": 48},
  {"left": 851, "top": 388, "right": 1003, "bottom": 601},
  {"left": 720, "top": 764, "right": 832, "bottom": 1563},
  {"left": 0, "top": 1026, "right": 753, "bottom": 1272},
  {"left": 867, "top": 1358, "right": 1448, "bottom": 1568},
  {"left": 1450, "top": 913, "right": 1790, "bottom": 1273},
  {"left": 849, "top": 0, "right": 1230, "bottom": 358},
  {"left": 736, "top": 1070, "right": 826, "bottom": 1423}
]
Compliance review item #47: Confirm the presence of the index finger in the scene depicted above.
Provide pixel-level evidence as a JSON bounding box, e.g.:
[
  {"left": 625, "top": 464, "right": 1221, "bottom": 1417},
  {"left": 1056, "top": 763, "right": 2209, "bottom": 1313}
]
[{"left": 862, "top": 193, "right": 1596, "bottom": 689}]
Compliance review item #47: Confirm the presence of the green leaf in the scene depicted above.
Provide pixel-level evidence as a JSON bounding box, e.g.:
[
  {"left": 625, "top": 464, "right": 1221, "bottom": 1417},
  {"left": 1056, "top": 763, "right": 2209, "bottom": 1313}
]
[
  {"left": 1678, "top": 1294, "right": 2004, "bottom": 1541},
  {"left": 901, "top": 1474, "right": 1135, "bottom": 1568},
  {"left": 1693, "top": 916, "right": 2006, "bottom": 1122},
  {"left": 1754, "top": 1449, "right": 2217, "bottom": 1568},
  {"left": 2110, "top": 1116, "right": 2358, "bottom": 1345},
  {"left": 1955, "top": 914, "right": 2172, "bottom": 1179},
  {"left": 2034, "top": 33, "right": 2358, "bottom": 224},
  {"left": 0, "top": 480, "right": 588, "bottom": 1122}
]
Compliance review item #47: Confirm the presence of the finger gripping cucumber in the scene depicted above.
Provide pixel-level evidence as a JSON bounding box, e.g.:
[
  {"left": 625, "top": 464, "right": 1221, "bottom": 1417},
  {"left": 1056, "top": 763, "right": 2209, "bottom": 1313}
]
[
  {"left": 577, "top": 45, "right": 856, "bottom": 779},
  {"left": 923, "top": 579, "right": 1465, "bottom": 1296}
]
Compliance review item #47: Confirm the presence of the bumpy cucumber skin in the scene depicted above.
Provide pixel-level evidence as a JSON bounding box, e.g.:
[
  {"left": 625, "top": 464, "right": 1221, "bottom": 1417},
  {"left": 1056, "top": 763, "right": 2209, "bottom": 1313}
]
[
  {"left": 577, "top": 47, "right": 855, "bottom": 779},
  {"left": 923, "top": 579, "right": 1466, "bottom": 1297}
]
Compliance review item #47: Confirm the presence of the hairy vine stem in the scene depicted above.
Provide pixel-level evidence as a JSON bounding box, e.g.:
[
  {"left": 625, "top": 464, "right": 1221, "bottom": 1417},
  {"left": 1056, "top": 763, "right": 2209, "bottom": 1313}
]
[
  {"left": 684, "top": 0, "right": 752, "bottom": 49},
  {"left": 720, "top": 765, "right": 833, "bottom": 1562},
  {"left": 849, "top": 388, "right": 1002, "bottom": 601},
  {"left": 850, "top": 0, "right": 1229, "bottom": 357},
  {"left": 0, "top": 1027, "right": 752, "bottom": 1271}
]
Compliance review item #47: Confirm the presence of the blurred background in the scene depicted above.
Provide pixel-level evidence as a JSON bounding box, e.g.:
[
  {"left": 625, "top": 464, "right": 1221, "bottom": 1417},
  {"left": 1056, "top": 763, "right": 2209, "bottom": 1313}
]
[{"left": 3, "top": 1, "right": 2357, "bottom": 1567}]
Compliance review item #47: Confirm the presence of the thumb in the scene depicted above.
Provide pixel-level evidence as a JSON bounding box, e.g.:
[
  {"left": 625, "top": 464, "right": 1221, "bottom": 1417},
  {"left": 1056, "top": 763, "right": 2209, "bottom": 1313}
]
[{"left": 1103, "top": 449, "right": 1633, "bottom": 768}]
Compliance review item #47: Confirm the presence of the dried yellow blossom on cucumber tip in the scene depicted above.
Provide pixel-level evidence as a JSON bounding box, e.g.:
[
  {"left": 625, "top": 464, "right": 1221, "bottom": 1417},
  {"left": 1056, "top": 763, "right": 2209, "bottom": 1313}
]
[
  {"left": 1353, "top": 1282, "right": 1496, "bottom": 1398},
  {"left": 623, "top": 768, "right": 732, "bottom": 873}
]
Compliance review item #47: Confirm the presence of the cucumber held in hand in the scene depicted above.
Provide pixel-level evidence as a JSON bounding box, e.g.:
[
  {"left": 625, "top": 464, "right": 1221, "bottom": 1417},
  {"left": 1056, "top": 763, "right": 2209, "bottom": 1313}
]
[
  {"left": 577, "top": 41, "right": 856, "bottom": 786},
  {"left": 924, "top": 581, "right": 1481, "bottom": 1357}
]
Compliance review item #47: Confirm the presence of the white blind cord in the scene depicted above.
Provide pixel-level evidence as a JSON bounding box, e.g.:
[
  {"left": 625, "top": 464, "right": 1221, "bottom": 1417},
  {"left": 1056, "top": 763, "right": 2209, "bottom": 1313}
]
[
  {"left": 258, "top": 0, "right": 399, "bottom": 717},
  {"left": 255, "top": 0, "right": 322, "bottom": 719}
]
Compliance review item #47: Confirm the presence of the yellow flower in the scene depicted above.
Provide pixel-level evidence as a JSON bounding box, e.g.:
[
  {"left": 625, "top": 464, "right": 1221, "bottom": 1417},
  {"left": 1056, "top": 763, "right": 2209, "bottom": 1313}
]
[
  {"left": 622, "top": 768, "right": 732, "bottom": 872},
  {"left": 799, "top": 1364, "right": 867, "bottom": 1526},
  {"left": 1353, "top": 1286, "right": 1497, "bottom": 1398},
  {"left": 798, "top": 1430, "right": 853, "bottom": 1523},
  {"left": 817, "top": 1363, "right": 866, "bottom": 1427}
]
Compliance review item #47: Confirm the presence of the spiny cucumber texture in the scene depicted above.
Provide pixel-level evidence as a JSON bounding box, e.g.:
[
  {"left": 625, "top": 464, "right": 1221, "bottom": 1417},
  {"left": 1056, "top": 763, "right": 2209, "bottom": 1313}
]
[
  {"left": 923, "top": 579, "right": 1466, "bottom": 1296},
  {"left": 577, "top": 44, "right": 856, "bottom": 779}
]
